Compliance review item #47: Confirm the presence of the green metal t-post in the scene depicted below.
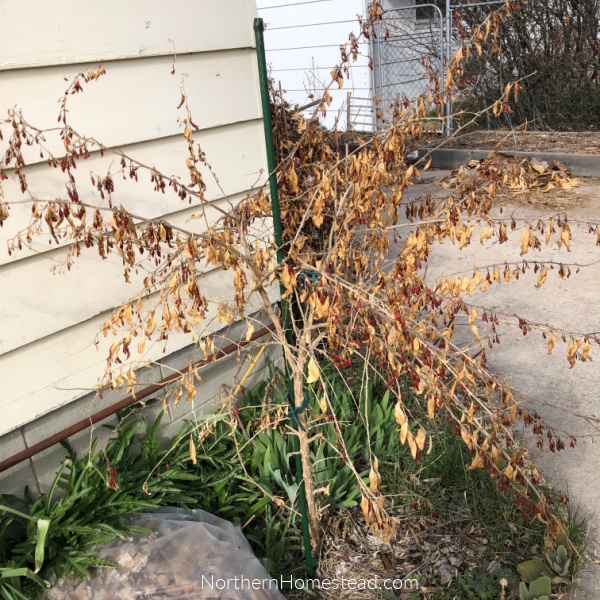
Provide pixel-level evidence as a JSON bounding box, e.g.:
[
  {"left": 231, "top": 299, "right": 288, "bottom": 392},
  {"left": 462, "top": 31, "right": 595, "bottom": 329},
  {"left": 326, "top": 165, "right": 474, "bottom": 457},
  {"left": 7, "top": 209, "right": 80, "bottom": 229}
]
[{"left": 253, "top": 17, "right": 315, "bottom": 579}]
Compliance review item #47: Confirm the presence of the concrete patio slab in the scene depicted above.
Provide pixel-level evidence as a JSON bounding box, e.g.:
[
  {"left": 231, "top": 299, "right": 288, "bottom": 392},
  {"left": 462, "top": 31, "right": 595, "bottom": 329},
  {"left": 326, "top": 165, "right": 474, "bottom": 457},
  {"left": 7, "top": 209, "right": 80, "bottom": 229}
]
[{"left": 390, "top": 170, "right": 600, "bottom": 598}]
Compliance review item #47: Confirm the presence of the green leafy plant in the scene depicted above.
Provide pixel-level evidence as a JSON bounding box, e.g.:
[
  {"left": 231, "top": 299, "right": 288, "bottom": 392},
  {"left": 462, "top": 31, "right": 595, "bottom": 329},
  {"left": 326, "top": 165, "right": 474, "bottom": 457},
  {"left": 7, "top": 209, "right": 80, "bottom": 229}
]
[
  {"left": 247, "top": 362, "right": 399, "bottom": 511},
  {"left": 516, "top": 538, "right": 572, "bottom": 589},
  {"left": 517, "top": 559, "right": 550, "bottom": 584},
  {"left": 248, "top": 505, "right": 303, "bottom": 577},
  {"left": 545, "top": 544, "right": 571, "bottom": 577},
  {"left": 0, "top": 506, "right": 50, "bottom": 600},
  {"left": 519, "top": 576, "right": 551, "bottom": 600},
  {"left": 424, "top": 571, "right": 501, "bottom": 600},
  {"left": 0, "top": 567, "right": 49, "bottom": 600},
  {"left": 0, "top": 399, "right": 300, "bottom": 594},
  {"left": 455, "top": 571, "right": 499, "bottom": 599},
  {"left": 0, "top": 362, "right": 403, "bottom": 596}
]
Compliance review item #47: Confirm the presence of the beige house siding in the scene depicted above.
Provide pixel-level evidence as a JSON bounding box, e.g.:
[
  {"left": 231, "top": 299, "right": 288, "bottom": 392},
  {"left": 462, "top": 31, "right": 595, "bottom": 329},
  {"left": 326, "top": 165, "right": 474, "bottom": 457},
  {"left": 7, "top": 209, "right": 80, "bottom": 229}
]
[{"left": 0, "top": 0, "right": 279, "bottom": 494}]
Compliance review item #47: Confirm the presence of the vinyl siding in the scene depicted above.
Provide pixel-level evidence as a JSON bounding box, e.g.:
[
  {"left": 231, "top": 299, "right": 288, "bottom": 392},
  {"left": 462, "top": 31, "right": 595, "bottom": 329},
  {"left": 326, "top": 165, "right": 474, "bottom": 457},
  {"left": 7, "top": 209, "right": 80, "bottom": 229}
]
[{"left": 0, "top": 0, "right": 271, "bottom": 438}]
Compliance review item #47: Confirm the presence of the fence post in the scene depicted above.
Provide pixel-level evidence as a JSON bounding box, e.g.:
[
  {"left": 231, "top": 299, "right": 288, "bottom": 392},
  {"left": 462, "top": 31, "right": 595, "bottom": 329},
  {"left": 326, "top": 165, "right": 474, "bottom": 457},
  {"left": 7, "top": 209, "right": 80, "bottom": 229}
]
[
  {"left": 445, "top": 0, "right": 453, "bottom": 136},
  {"left": 253, "top": 17, "right": 315, "bottom": 580},
  {"left": 346, "top": 91, "right": 352, "bottom": 131}
]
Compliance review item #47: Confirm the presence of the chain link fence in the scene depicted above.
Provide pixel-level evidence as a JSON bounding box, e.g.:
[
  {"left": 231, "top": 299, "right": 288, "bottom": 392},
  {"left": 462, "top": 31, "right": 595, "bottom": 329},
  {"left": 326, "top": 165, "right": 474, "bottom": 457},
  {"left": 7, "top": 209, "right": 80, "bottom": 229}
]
[
  {"left": 261, "top": 0, "right": 572, "bottom": 136},
  {"left": 365, "top": 1, "right": 507, "bottom": 135},
  {"left": 369, "top": 0, "right": 597, "bottom": 134},
  {"left": 372, "top": 4, "right": 445, "bottom": 131}
]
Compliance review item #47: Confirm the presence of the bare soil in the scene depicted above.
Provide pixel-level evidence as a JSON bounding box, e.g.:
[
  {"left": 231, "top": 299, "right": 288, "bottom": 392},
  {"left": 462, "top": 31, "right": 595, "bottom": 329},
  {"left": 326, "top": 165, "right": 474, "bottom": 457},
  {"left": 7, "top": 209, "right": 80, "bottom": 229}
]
[{"left": 441, "top": 131, "right": 600, "bottom": 154}]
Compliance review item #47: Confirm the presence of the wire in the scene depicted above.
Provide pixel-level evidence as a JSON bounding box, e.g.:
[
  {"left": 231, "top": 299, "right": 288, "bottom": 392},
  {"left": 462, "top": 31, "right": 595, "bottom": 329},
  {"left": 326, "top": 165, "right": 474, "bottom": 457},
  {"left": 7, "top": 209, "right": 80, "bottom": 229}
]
[
  {"left": 258, "top": 0, "right": 334, "bottom": 9},
  {"left": 270, "top": 64, "right": 368, "bottom": 71},
  {"left": 267, "top": 42, "right": 369, "bottom": 52},
  {"left": 283, "top": 87, "right": 371, "bottom": 91},
  {"left": 450, "top": 0, "right": 504, "bottom": 7},
  {"left": 265, "top": 18, "right": 357, "bottom": 30}
]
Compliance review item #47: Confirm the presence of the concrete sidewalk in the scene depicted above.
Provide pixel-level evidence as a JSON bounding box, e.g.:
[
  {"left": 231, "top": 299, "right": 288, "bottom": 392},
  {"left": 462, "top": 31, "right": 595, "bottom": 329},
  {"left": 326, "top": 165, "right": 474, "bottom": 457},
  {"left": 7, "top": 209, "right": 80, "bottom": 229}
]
[{"left": 390, "top": 171, "right": 600, "bottom": 598}]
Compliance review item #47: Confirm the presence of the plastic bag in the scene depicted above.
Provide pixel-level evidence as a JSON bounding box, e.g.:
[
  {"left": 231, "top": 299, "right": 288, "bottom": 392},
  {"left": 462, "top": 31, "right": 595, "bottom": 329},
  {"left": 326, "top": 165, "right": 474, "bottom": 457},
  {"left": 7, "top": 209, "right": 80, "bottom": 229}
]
[{"left": 44, "top": 508, "right": 286, "bottom": 599}]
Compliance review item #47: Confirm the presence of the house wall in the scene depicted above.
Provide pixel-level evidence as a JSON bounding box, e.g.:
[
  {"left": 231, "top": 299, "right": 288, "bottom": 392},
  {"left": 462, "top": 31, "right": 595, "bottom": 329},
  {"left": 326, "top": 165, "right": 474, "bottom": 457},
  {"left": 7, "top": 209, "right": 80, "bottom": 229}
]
[
  {"left": 383, "top": 0, "right": 414, "bottom": 9},
  {"left": 0, "top": 0, "right": 281, "bottom": 495}
]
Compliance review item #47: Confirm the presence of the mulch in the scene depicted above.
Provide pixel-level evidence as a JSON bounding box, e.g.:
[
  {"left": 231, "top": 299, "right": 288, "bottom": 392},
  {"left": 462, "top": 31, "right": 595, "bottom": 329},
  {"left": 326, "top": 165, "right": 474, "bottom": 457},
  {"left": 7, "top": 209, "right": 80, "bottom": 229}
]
[
  {"left": 437, "top": 152, "right": 586, "bottom": 209},
  {"left": 286, "top": 506, "right": 514, "bottom": 600}
]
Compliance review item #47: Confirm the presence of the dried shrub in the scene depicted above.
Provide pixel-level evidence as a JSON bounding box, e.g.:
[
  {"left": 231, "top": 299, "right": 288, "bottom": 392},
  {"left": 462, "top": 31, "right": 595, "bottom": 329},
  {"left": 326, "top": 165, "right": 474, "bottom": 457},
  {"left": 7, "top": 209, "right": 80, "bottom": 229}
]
[{"left": 0, "top": 1, "right": 596, "bottom": 552}]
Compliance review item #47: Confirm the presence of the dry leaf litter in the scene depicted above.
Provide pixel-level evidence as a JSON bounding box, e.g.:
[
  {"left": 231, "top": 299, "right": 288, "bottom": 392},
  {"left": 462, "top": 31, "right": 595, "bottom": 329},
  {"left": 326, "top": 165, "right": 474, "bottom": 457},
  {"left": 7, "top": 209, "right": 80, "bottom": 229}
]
[
  {"left": 439, "top": 152, "right": 581, "bottom": 207},
  {"left": 288, "top": 506, "right": 517, "bottom": 600}
]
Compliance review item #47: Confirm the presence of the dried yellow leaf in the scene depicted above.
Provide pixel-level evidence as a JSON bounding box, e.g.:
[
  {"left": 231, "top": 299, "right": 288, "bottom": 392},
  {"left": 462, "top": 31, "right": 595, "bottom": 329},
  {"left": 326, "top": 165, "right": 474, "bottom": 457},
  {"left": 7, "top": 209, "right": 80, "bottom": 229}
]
[
  {"left": 400, "top": 420, "right": 409, "bottom": 445},
  {"left": 535, "top": 267, "right": 547, "bottom": 288},
  {"left": 190, "top": 436, "right": 197, "bottom": 465},
  {"left": 415, "top": 426, "right": 426, "bottom": 451},
  {"left": 306, "top": 358, "right": 319, "bottom": 384},
  {"left": 395, "top": 400, "right": 407, "bottom": 426},
  {"left": 547, "top": 332, "right": 557, "bottom": 355}
]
